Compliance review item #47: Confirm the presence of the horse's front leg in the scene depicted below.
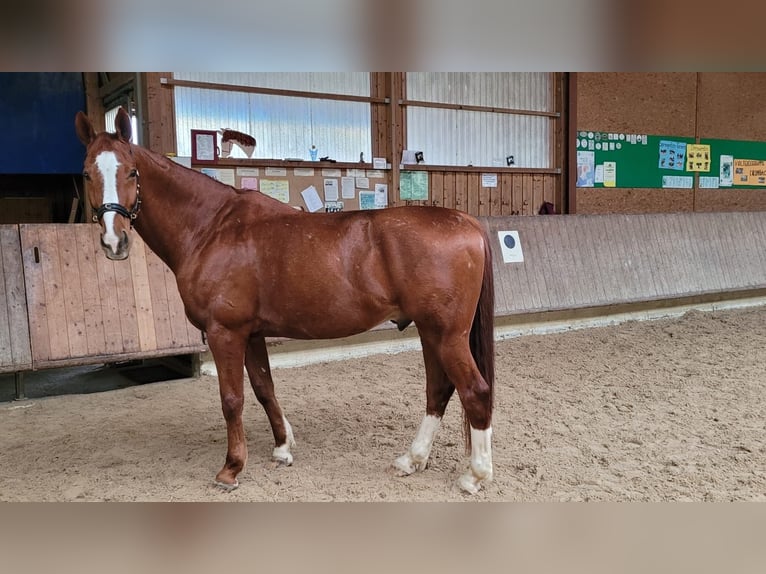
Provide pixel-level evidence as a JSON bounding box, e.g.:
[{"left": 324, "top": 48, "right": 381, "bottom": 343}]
[
  {"left": 206, "top": 324, "right": 249, "bottom": 490},
  {"left": 245, "top": 335, "right": 296, "bottom": 465}
]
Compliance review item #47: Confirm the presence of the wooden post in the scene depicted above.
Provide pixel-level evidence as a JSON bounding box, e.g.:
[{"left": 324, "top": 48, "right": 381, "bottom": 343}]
[{"left": 140, "top": 73, "right": 177, "bottom": 155}]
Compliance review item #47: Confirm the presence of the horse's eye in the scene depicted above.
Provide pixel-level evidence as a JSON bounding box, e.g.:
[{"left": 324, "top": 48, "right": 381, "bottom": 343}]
[
  {"left": 128, "top": 169, "right": 138, "bottom": 178},
  {"left": 82, "top": 171, "right": 91, "bottom": 181}
]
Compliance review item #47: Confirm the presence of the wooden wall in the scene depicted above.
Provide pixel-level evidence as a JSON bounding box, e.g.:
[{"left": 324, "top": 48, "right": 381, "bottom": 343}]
[
  {"left": 425, "top": 170, "right": 558, "bottom": 216},
  {"left": 575, "top": 72, "right": 766, "bottom": 214}
]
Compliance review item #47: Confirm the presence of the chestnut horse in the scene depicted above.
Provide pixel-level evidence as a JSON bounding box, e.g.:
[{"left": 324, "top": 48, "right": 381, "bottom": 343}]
[{"left": 75, "top": 108, "right": 495, "bottom": 494}]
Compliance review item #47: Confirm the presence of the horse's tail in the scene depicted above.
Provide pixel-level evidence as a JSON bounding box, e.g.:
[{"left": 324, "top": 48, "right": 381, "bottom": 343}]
[{"left": 465, "top": 229, "right": 495, "bottom": 450}]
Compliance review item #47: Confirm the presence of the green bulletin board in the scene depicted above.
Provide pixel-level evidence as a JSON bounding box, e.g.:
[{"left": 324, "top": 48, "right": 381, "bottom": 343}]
[
  {"left": 576, "top": 131, "right": 696, "bottom": 189},
  {"left": 700, "top": 139, "right": 766, "bottom": 189}
]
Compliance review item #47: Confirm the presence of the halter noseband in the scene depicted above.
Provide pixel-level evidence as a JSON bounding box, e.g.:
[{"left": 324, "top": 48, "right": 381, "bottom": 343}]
[{"left": 92, "top": 169, "right": 142, "bottom": 227}]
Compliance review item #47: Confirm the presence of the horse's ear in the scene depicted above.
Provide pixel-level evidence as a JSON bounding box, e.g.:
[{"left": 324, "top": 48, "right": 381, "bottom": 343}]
[
  {"left": 75, "top": 111, "right": 96, "bottom": 146},
  {"left": 115, "top": 107, "right": 132, "bottom": 142}
]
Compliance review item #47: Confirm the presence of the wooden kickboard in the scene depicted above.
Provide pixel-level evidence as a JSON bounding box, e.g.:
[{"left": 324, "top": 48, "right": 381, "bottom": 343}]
[{"left": 20, "top": 224, "right": 206, "bottom": 369}]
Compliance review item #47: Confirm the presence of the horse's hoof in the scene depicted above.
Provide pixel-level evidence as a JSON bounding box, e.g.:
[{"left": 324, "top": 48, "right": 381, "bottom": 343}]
[
  {"left": 393, "top": 453, "right": 426, "bottom": 476},
  {"left": 213, "top": 479, "right": 239, "bottom": 492},
  {"left": 456, "top": 469, "right": 491, "bottom": 495},
  {"left": 272, "top": 445, "right": 293, "bottom": 466}
]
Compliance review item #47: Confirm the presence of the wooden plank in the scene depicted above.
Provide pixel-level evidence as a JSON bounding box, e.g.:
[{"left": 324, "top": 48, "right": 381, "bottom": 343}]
[
  {"left": 37, "top": 227, "right": 70, "bottom": 360},
  {"left": 512, "top": 175, "right": 523, "bottom": 216},
  {"left": 145, "top": 246, "right": 174, "bottom": 350},
  {"left": 467, "top": 173, "right": 479, "bottom": 216},
  {"left": 500, "top": 174, "right": 512, "bottom": 216},
  {"left": 532, "top": 174, "right": 544, "bottom": 214},
  {"left": 56, "top": 225, "right": 89, "bottom": 358},
  {"left": 478, "top": 174, "right": 491, "bottom": 217},
  {"left": 455, "top": 173, "right": 468, "bottom": 212},
  {"left": 74, "top": 225, "right": 107, "bottom": 356},
  {"left": 19, "top": 225, "right": 50, "bottom": 363},
  {"left": 489, "top": 175, "right": 502, "bottom": 216},
  {"left": 91, "top": 226, "right": 126, "bottom": 354},
  {"left": 112, "top": 252, "right": 140, "bottom": 354},
  {"left": 164, "top": 262, "right": 192, "bottom": 347},
  {"left": 0, "top": 229, "right": 13, "bottom": 369},
  {"left": 0, "top": 226, "right": 32, "bottom": 371},
  {"left": 128, "top": 239, "right": 156, "bottom": 352},
  {"left": 430, "top": 172, "right": 443, "bottom": 207},
  {"left": 443, "top": 173, "right": 456, "bottom": 211}
]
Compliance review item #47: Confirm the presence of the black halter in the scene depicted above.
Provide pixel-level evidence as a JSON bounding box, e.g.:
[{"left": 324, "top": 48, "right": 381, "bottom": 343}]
[
  {"left": 94, "top": 192, "right": 141, "bottom": 224},
  {"left": 93, "top": 156, "right": 142, "bottom": 227}
]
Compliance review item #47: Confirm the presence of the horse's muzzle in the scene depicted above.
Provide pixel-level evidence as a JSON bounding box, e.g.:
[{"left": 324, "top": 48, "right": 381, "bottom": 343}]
[{"left": 100, "top": 230, "right": 131, "bottom": 260}]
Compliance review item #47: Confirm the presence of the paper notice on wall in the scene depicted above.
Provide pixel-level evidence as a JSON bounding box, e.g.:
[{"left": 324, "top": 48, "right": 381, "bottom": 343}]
[
  {"left": 576, "top": 150, "right": 595, "bottom": 187},
  {"left": 594, "top": 164, "right": 604, "bottom": 184},
  {"left": 481, "top": 173, "right": 498, "bottom": 188},
  {"left": 686, "top": 144, "right": 711, "bottom": 172},
  {"left": 719, "top": 155, "right": 733, "bottom": 187},
  {"left": 374, "top": 183, "right": 388, "bottom": 208},
  {"left": 216, "top": 168, "right": 236, "bottom": 186},
  {"left": 323, "top": 178, "right": 339, "bottom": 201},
  {"left": 240, "top": 177, "right": 259, "bottom": 191},
  {"left": 699, "top": 176, "right": 720, "bottom": 189},
  {"left": 359, "top": 191, "right": 376, "bottom": 210},
  {"left": 733, "top": 159, "right": 766, "bottom": 186},
  {"left": 658, "top": 140, "right": 687, "bottom": 171},
  {"left": 341, "top": 176, "right": 356, "bottom": 199},
  {"left": 260, "top": 180, "right": 290, "bottom": 203},
  {"left": 265, "top": 167, "right": 287, "bottom": 176},
  {"left": 236, "top": 167, "right": 260, "bottom": 177},
  {"left": 602, "top": 161, "right": 617, "bottom": 187},
  {"left": 301, "top": 185, "right": 324, "bottom": 212},
  {"left": 661, "top": 175, "right": 694, "bottom": 189}
]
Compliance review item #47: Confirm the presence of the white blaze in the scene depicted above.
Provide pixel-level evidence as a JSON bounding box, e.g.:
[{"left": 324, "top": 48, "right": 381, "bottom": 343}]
[{"left": 95, "top": 151, "right": 121, "bottom": 252}]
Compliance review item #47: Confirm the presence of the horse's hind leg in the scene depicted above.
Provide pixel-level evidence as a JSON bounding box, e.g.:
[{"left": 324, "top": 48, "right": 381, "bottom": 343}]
[
  {"left": 436, "top": 338, "right": 493, "bottom": 494},
  {"left": 394, "top": 336, "right": 455, "bottom": 475},
  {"left": 245, "top": 335, "right": 296, "bottom": 466}
]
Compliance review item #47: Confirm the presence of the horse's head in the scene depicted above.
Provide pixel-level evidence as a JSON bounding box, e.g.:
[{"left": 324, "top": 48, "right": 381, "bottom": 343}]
[{"left": 75, "top": 107, "right": 140, "bottom": 260}]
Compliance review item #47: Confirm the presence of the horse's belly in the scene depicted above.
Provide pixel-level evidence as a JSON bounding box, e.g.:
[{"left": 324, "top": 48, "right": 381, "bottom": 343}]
[{"left": 260, "top": 302, "right": 397, "bottom": 340}]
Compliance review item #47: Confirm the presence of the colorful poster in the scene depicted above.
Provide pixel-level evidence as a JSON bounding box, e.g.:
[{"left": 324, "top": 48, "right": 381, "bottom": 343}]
[
  {"left": 260, "top": 179, "right": 290, "bottom": 203},
  {"left": 658, "top": 140, "right": 687, "bottom": 171},
  {"left": 603, "top": 161, "right": 617, "bottom": 187},
  {"left": 359, "top": 191, "right": 376, "bottom": 210},
  {"left": 686, "top": 144, "right": 711, "bottom": 172},
  {"left": 240, "top": 177, "right": 259, "bottom": 191},
  {"left": 733, "top": 159, "right": 766, "bottom": 186},
  {"left": 576, "top": 150, "right": 595, "bottom": 187},
  {"left": 399, "top": 171, "right": 428, "bottom": 200}
]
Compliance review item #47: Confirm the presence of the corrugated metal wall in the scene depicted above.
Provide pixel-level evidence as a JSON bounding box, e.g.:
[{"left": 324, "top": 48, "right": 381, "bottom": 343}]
[
  {"left": 405, "top": 72, "right": 552, "bottom": 168},
  {"left": 173, "top": 73, "right": 371, "bottom": 162}
]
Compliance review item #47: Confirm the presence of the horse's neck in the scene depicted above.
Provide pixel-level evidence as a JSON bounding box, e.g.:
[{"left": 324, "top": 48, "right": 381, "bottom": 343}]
[{"left": 132, "top": 147, "right": 229, "bottom": 273}]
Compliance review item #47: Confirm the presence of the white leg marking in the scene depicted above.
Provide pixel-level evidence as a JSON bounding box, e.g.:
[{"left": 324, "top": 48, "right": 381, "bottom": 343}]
[
  {"left": 457, "top": 426, "right": 493, "bottom": 494},
  {"left": 94, "top": 151, "right": 122, "bottom": 251},
  {"left": 272, "top": 415, "right": 295, "bottom": 465},
  {"left": 394, "top": 414, "right": 441, "bottom": 475}
]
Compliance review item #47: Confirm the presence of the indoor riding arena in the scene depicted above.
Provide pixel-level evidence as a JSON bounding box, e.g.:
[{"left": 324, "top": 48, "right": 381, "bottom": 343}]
[{"left": 1, "top": 73, "right": 765, "bottom": 502}]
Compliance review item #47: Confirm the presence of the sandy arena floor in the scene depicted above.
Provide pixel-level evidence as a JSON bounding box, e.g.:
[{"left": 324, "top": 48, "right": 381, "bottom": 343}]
[{"left": 1, "top": 307, "right": 764, "bottom": 501}]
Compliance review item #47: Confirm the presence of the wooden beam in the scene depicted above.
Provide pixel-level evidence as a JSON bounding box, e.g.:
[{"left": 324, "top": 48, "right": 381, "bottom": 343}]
[{"left": 161, "top": 77, "right": 388, "bottom": 105}]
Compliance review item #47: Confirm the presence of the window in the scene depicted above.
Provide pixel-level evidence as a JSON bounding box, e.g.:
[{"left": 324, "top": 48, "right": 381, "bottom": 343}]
[
  {"left": 173, "top": 73, "right": 372, "bottom": 163},
  {"left": 405, "top": 73, "right": 553, "bottom": 168}
]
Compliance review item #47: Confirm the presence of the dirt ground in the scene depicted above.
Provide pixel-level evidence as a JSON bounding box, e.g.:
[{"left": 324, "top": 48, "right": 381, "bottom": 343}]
[{"left": 1, "top": 307, "right": 765, "bottom": 501}]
